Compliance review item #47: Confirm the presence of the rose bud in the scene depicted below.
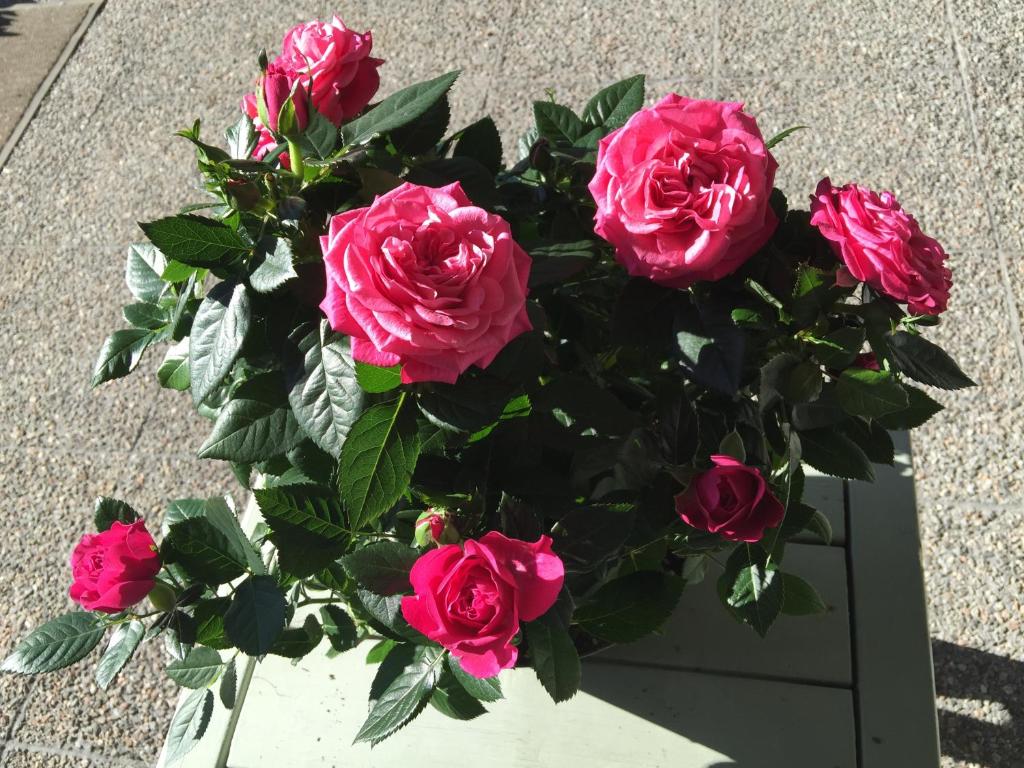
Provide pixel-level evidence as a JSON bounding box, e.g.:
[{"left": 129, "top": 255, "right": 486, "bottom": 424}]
[
  {"left": 674, "top": 455, "right": 785, "bottom": 543},
  {"left": 853, "top": 352, "right": 880, "bottom": 371},
  {"left": 260, "top": 67, "right": 309, "bottom": 136},
  {"left": 413, "top": 509, "right": 459, "bottom": 547},
  {"left": 401, "top": 533, "right": 564, "bottom": 678},
  {"left": 69, "top": 520, "right": 161, "bottom": 613}
]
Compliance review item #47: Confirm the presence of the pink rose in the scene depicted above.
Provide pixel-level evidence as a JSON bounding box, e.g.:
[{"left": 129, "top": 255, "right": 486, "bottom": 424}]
[
  {"left": 401, "top": 533, "right": 565, "bottom": 678},
  {"left": 240, "top": 16, "right": 381, "bottom": 163},
  {"left": 277, "top": 16, "right": 382, "bottom": 125},
  {"left": 69, "top": 520, "right": 161, "bottom": 613},
  {"left": 809, "top": 178, "right": 952, "bottom": 315},
  {"left": 674, "top": 455, "right": 784, "bottom": 543},
  {"left": 588, "top": 94, "right": 778, "bottom": 288},
  {"left": 319, "top": 182, "right": 533, "bottom": 384}
]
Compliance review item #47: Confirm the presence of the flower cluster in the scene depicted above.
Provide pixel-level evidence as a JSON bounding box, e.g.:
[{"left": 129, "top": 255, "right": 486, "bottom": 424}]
[{"left": 4, "top": 13, "right": 971, "bottom": 758}]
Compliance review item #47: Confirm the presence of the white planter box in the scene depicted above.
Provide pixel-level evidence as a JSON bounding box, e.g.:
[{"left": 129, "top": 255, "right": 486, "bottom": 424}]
[{"left": 158, "top": 433, "right": 938, "bottom": 768}]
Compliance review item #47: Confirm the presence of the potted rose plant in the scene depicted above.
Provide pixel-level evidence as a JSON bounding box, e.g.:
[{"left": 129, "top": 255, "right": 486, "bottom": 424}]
[{"left": 2, "top": 14, "right": 972, "bottom": 762}]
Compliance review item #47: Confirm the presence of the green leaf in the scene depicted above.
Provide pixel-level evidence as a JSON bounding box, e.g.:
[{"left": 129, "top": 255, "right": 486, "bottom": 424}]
[
  {"left": 354, "top": 645, "right": 444, "bottom": 744},
  {"left": 91, "top": 328, "right": 152, "bottom": 386},
  {"left": 93, "top": 497, "right": 139, "bottom": 532},
  {"left": 270, "top": 614, "right": 323, "bottom": 658},
  {"left": 249, "top": 238, "right": 297, "bottom": 293},
  {"left": 783, "top": 361, "right": 824, "bottom": 403},
  {"left": 887, "top": 331, "right": 975, "bottom": 390},
  {"left": 254, "top": 485, "right": 347, "bottom": 577},
  {"left": 226, "top": 113, "right": 257, "bottom": 160},
  {"left": 549, "top": 504, "right": 634, "bottom": 573},
  {"left": 219, "top": 658, "right": 238, "bottom": 709},
  {"left": 200, "top": 496, "right": 266, "bottom": 575},
  {"left": 343, "top": 71, "right": 460, "bottom": 146},
  {"left": 389, "top": 94, "right": 450, "bottom": 154},
  {"left": 673, "top": 301, "right": 745, "bottom": 395},
  {"left": 532, "top": 374, "right": 639, "bottom": 436},
  {"left": 297, "top": 108, "right": 340, "bottom": 159},
  {"left": 453, "top": 116, "right": 502, "bottom": 175},
  {"left": 140, "top": 215, "right": 248, "bottom": 269},
  {"left": 125, "top": 243, "right": 168, "bottom": 303},
  {"left": 533, "top": 101, "right": 585, "bottom": 144},
  {"left": 320, "top": 605, "right": 358, "bottom": 652},
  {"left": 524, "top": 609, "right": 580, "bottom": 703},
  {"left": 799, "top": 428, "right": 875, "bottom": 481},
  {"left": 836, "top": 368, "right": 908, "bottom": 418},
  {"left": 198, "top": 371, "right": 304, "bottom": 462},
  {"left": 781, "top": 573, "right": 828, "bottom": 615},
  {"left": 339, "top": 395, "right": 421, "bottom": 531},
  {"left": 353, "top": 589, "right": 420, "bottom": 642},
  {"left": 122, "top": 301, "right": 168, "bottom": 332},
  {"left": 166, "top": 647, "right": 224, "bottom": 688},
  {"left": 417, "top": 378, "right": 514, "bottom": 433},
  {"left": 431, "top": 671, "right": 487, "bottom": 720},
  {"left": 447, "top": 655, "right": 502, "bottom": 702},
  {"left": 765, "top": 124, "right": 808, "bottom": 150},
  {"left": 194, "top": 597, "right": 232, "bottom": 649},
  {"left": 158, "top": 339, "right": 191, "bottom": 391},
  {"left": 840, "top": 417, "right": 895, "bottom": 465},
  {"left": 355, "top": 361, "right": 402, "bottom": 393},
  {"left": 224, "top": 576, "right": 287, "bottom": 656},
  {"left": 808, "top": 326, "right": 865, "bottom": 368},
  {"left": 807, "top": 509, "right": 833, "bottom": 545},
  {"left": 162, "top": 517, "right": 247, "bottom": 585},
  {"left": 575, "top": 571, "right": 684, "bottom": 643},
  {"left": 95, "top": 619, "right": 145, "bottom": 690},
  {"left": 366, "top": 638, "right": 397, "bottom": 664},
  {"left": 2, "top": 612, "right": 104, "bottom": 674},
  {"left": 287, "top": 321, "right": 365, "bottom": 458},
  {"left": 162, "top": 688, "right": 213, "bottom": 766},
  {"left": 163, "top": 498, "right": 207, "bottom": 532},
  {"left": 719, "top": 546, "right": 783, "bottom": 637},
  {"left": 581, "top": 74, "right": 645, "bottom": 130},
  {"left": 341, "top": 541, "right": 419, "bottom": 596},
  {"left": 189, "top": 280, "right": 251, "bottom": 405},
  {"left": 876, "top": 384, "right": 943, "bottom": 430}
]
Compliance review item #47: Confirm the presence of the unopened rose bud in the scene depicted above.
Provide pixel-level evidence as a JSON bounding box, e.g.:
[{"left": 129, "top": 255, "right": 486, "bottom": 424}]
[
  {"left": 147, "top": 581, "right": 177, "bottom": 612},
  {"left": 414, "top": 509, "right": 459, "bottom": 547}
]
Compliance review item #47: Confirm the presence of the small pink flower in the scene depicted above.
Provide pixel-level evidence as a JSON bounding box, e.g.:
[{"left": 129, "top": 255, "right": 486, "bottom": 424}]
[
  {"left": 69, "top": 521, "right": 161, "bottom": 613},
  {"left": 319, "top": 182, "right": 532, "bottom": 384},
  {"left": 401, "top": 533, "right": 565, "bottom": 678},
  {"left": 674, "top": 456, "right": 785, "bottom": 543},
  {"left": 588, "top": 94, "right": 778, "bottom": 288},
  {"left": 810, "top": 178, "right": 952, "bottom": 315}
]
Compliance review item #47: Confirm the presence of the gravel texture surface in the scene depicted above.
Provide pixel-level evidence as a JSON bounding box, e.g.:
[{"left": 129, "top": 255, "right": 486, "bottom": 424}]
[{"left": 0, "top": 1, "right": 1021, "bottom": 766}]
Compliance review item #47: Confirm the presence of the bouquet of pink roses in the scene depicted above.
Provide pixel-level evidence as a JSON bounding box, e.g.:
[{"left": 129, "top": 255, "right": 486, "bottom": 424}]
[{"left": 3, "top": 14, "right": 971, "bottom": 760}]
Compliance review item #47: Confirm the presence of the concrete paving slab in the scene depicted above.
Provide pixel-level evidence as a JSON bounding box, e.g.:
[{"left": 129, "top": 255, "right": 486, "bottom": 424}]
[
  {"left": 0, "top": 2, "right": 94, "bottom": 168},
  {"left": 717, "top": 0, "right": 954, "bottom": 80},
  {"left": 0, "top": 748, "right": 90, "bottom": 768}
]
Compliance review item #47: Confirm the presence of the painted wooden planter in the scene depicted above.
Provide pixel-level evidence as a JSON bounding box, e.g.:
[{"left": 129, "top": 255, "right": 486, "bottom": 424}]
[{"left": 158, "top": 433, "right": 939, "bottom": 768}]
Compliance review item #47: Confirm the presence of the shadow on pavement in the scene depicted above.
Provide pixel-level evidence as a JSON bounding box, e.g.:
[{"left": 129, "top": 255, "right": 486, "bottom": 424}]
[{"left": 933, "top": 639, "right": 1022, "bottom": 767}]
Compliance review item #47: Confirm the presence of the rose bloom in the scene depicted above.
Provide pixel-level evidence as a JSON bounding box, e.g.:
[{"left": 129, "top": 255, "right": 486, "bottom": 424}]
[
  {"left": 674, "top": 455, "right": 785, "bottom": 542},
  {"left": 588, "top": 94, "right": 778, "bottom": 288},
  {"left": 401, "top": 533, "right": 565, "bottom": 678},
  {"left": 69, "top": 520, "right": 161, "bottom": 613},
  {"left": 810, "top": 178, "right": 952, "bottom": 315},
  {"left": 241, "top": 16, "right": 381, "bottom": 161},
  {"left": 320, "top": 182, "right": 533, "bottom": 384}
]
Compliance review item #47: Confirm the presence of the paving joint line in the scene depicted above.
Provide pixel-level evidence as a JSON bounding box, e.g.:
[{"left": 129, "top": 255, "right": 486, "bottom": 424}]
[
  {"left": 0, "top": 0, "right": 107, "bottom": 173},
  {"left": 0, "top": 738, "right": 150, "bottom": 767},
  {"left": 943, "top": 0, "right": 1024, "bottom": 374}
]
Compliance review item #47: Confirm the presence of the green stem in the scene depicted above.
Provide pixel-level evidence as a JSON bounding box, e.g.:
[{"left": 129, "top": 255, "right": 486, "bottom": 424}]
[{"left": 288, "top": 140, "right": 305, "bottom": 179}]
